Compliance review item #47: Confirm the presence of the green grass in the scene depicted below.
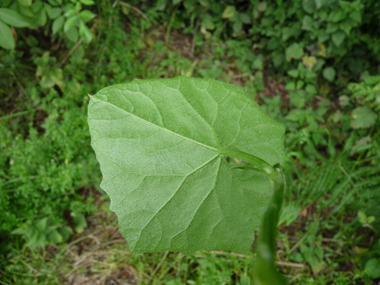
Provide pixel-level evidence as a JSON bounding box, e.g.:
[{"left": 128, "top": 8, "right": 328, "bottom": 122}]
[{"left": 1, "top": 1, "right": 380, "bottom": 284}]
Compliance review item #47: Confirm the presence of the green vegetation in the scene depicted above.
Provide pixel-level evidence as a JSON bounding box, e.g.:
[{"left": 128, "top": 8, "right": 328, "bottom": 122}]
[
  {"left": 87, "top": 77, "right": 285, "bottom": 254},
  {"left": 88, "top": 77, "right": 287, "bottom": 283},
  {"left": 1, "top": 0, "right": 380, "bottom": 284}
]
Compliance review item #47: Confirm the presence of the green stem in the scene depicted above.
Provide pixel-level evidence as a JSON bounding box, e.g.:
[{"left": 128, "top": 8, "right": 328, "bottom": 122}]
[
  {"left": 251, "top": 169, "right": 286, "bottom": 285},
  {"left": 218, "top": 148, "right": 286, "bottom": 284},
  {"left": 333, "top": 248, "right": 380, "bottom": 263},
  {"left": 218, "top": 149, "right": 276, "bottom": 176}
]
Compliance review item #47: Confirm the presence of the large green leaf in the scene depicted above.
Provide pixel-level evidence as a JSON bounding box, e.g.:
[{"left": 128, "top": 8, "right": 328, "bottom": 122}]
[{"left": 88, "top": 76, "right": 285, "bottom": 254}]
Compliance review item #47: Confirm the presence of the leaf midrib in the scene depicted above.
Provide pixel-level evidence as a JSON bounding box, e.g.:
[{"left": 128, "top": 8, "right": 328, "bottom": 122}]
[
  {"left": 133, "top": 154, "right": 221, "bottom": 251},
  {"left": 91, "top": 96, "right": 218, "bottom": 152}
]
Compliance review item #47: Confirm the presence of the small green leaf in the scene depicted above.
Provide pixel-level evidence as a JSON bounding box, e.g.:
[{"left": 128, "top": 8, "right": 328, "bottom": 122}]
[
  {"left": 306, "top": 84, "right": 317, "bottom": 95},
  {"left": 350, "top": 107, "right": 378, "bottom": 129},
  {"left": 272, "top": 51, "right": 284, "bottom": 68},
  {"left": 365, "top": 258, "right": 380, "bottom": 279},
  {"left": 201, "top": 13, "right": 214, "bottom": 30},
  {"left": 318, "top": 32, "right": 329, "bottom": 43},
  {"left": 367, "top": 216, "right": 376, "bottom": 224},
  {"left": 0, "top": 20, "right": 15, "bottom": 50},
  {"left": 240, "top": 13, "right": 251, "bottom": 24},
  {"left": 302, "top": 15, "right": 313, "bottom": 31},
  {"left": 31, "top": 1, "right": 44, "bottom": 13},
  {"left": 326, "top": 22, "right": 338, "bottom": 34},
  {"left": 314, "top": 0, "right": 322, "bottom": 9},
  {"left": 156, "top": 2, "right": 166, "bottom": 11},
  {"left": 35, "top": 217, "right": 48, "bottom": 232},
  {"left": 57, "top": 226, "right": 73, "bottom": 242},
  {"left": 350, "top": 11, "right": 361, "bottom": 23},
  {"left": 222, "top": 5, "right": 235, "bottom": 19},
  {"left": 65, "top": 26, "right": 79, "bottom": 42},
  {"left": 45, "top": 3, "right": 52, "bottom": 14},
  {"left": 17, "top": 0, "right": 32, "bottom": 7},
  {"left": 35, "top": 6, "right": 47, "bottom": 26},
  {"left": 329, "top": 9, "right": 346, "bottom": 23},
  {"left": 73, "top": 213, "right": 87, "bottom": 233},
  {"left": 303, "top": 0, "right": 316, "bottom": 13},
  {"left": 286, "top": 43, "right": 304, "bottom": 61},
  {"left": 296, "top": 80, "right": 305, "bottom": 89},
  {"left": 64, "top": 15, "right": 79, "bottom": 32},
  {"left": 340, "top": 19, "right": 353, "bottom": 35},
  {"left": 64, "top": 8, "right": 76, "bottom": 17},
  {"left": 39, "top": 66, "right": 63, "bottom": 88},
  {"left": 313, "top": 58, "right": 326, "bottom": 71},
  {"left": 351, "top": 136, "right": 372, "bottom": 155},
  {"left": 47, "top": 7, "right": 62, "bottom": 19},
  {"left": 0, "top": 8, "right": 32, "bottom": 27},
  {"left": 287, "top": 69, "right": 299, "bottom": 78},
  {"left": 198, "top": 0, "right": 209, "bottom": 7},
  {"left": 75, "top": 2, "right": 82, "bottom": 12},
  {"left": 49, "top": 68, "right": 63, "bottom": 86},
  {"left": 257, "top": 2, "right": 267, "bottom": 12},
  {"left": 19, "top": 5, "right": 35, "bottom": 17},
  {"left": 358, "top": 210, "right": 367, "bottom": 224},
  {"left": 252, "top": 54, "right": 263, "bottom": 70},
  {"left": 80, "top": 0, "right": 95, "bottom": 5},
  {"left": 323, "top": 67, "right": 336, "bottom": 82},
  {"left": 339, "top": 0, "right": 352, "bottom": 12},
  {"left": 285, "top": 81, "right": 296, "bottom": 91},
  {"left": 88, "top": 77, "right": 285, "bottom": 254},
  {"left": 11, "top": 226, "right": 29, "bottom": 235},
  {"left": 47, "top": 0, "right": 60, "bottom": 5},
  {"left": 79, "top": 10, "right": 96, "bottom": 20},
  {"left": 79, "top": 19, "right": 92, "bottom": 43},
  {"left": 52, "top": 15, "right": 64, "bottom": 34},
  {"left": 47, "top": 230, "right": 63, "bottom": 244},
  {"left": 233, "top": 20, "right": 242, "bottom": 34},
  {"left": 332, "top": 30, "right": 346, "bottom": 47}
]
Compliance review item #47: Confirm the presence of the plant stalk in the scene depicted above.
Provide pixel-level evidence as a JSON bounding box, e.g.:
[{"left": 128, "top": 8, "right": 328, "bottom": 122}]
[{"left": 251, "top": 167, "right": 286, "bottom": 285}]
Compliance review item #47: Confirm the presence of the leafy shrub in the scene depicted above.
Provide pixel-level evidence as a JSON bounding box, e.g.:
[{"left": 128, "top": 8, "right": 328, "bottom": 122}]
[
  {"left": 1, "top": 1, "right": 379, "bottom": 283},
  {"left": 0, "top": 0, "right": 96, "bottom": 50},
  {"left": 134, "top": 0, "right": 380, "bottom": 82},
  {"left": 349, "top": 73, "right": 380, "bottom": 111},
  {"left": 0, "top": 69, "right": 100, "bottom": 252},
  {"left": 0, "top": 7, "right": 161, "bottom": 252}
]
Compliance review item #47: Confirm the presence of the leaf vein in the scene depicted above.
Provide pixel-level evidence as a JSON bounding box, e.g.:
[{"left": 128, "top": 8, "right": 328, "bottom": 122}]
[{"left": 91, "top": 97, "right": 218, "bottom": 151}]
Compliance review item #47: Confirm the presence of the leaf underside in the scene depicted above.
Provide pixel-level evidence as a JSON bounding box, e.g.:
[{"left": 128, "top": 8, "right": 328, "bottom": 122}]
[{"left": 88, "top": 76, "right": 285, "bottom": 255}]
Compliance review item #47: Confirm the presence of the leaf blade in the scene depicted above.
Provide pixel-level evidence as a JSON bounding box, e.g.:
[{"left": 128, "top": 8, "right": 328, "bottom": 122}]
[
  {"left": 88, "top": 77, "right": 285, "bottom": 254},
  {"left": 79, "top": 19, "right": 92, "bottom": 43},
  {"left": 0, "top": 8, "right": 32, "bottom": 28},
  {"left": 0, "top": 20, "right": 15, "bottom": 50}
]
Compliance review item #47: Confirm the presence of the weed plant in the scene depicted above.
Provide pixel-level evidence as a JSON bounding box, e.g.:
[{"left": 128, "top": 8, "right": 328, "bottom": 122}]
[{"left": 1, "top": 1, "right": 379, "bottom": 284}]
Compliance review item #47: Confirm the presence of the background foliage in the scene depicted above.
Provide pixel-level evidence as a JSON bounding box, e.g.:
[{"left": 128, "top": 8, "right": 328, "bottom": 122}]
[{"left": 0, "top": 0, "right": 379, "bottom": 284}]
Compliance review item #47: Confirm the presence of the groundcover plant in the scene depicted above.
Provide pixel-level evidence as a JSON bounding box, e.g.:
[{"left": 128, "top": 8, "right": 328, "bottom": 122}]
[{"left": 88, "top": 76, "right": 286, "bottom": 284}]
